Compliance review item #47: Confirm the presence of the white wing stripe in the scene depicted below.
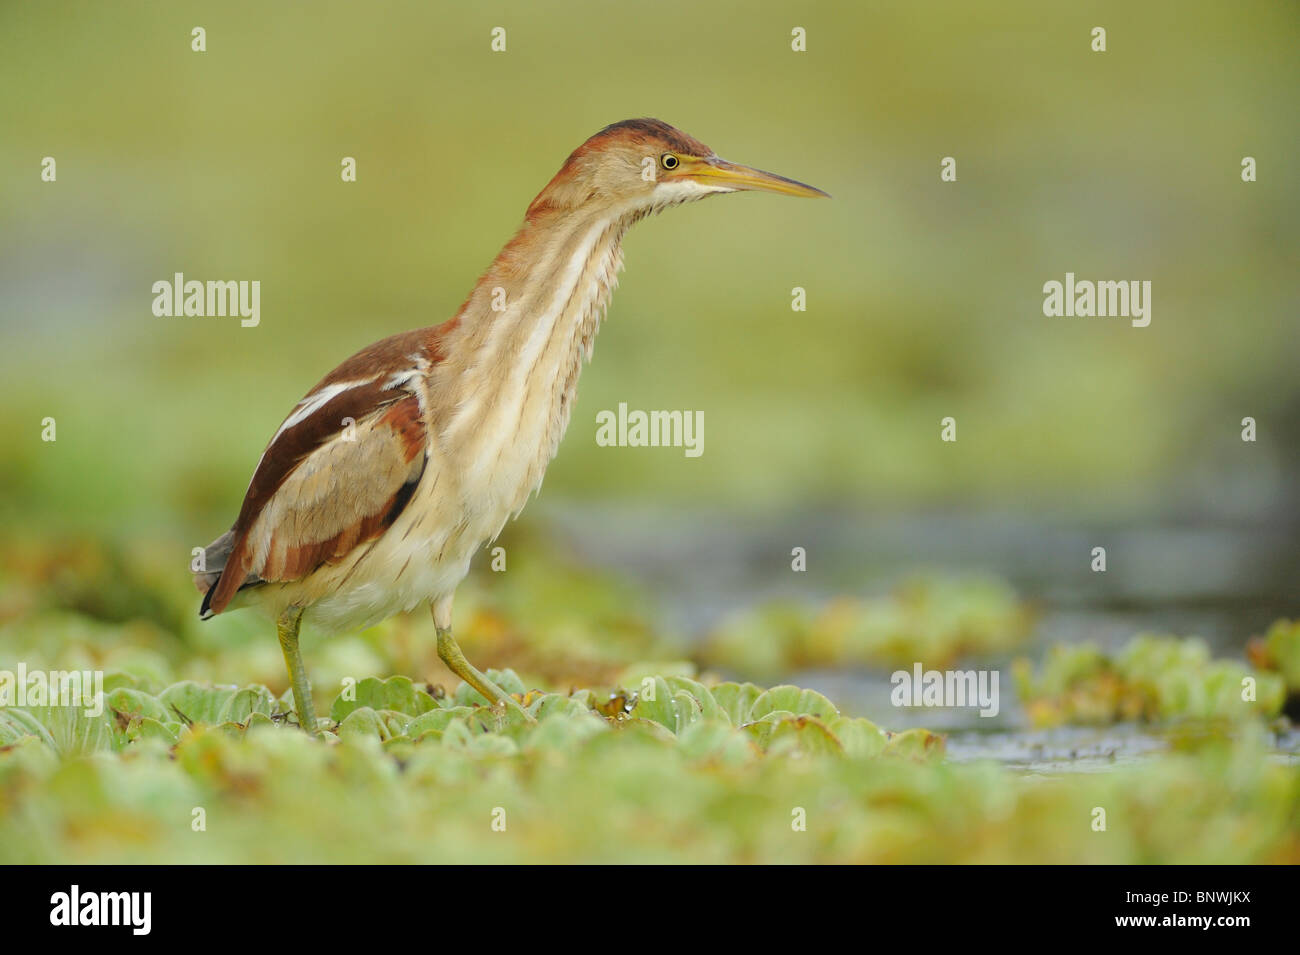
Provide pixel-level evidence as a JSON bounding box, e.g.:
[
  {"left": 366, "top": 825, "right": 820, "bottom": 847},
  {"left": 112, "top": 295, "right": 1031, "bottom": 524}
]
[{"left": 272, "top": 380, "right": 372, "bottom": 443}]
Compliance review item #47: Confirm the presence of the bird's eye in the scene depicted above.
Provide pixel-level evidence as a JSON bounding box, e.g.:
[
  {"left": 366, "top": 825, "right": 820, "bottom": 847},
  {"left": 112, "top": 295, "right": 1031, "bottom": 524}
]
[{"left": 660, "top": 154, "right": 679, "bottom": 170}]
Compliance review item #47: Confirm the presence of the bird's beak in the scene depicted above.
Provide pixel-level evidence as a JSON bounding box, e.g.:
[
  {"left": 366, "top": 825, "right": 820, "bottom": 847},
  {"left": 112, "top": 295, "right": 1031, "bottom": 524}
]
[{"left": 684, "top": 155, "right": 830, "bottom": 198}]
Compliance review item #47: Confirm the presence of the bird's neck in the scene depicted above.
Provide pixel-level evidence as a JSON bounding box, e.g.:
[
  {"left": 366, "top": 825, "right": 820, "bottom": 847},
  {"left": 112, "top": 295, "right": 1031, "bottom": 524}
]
[{"left": 430, "top": 203, "right": 636, "bottom": 515}]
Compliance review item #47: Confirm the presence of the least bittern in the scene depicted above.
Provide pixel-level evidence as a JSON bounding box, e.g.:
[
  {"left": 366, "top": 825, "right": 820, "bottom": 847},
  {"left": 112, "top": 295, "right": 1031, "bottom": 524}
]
[{"left": 194, "top": 119, "right": 827, "bottom": 734}]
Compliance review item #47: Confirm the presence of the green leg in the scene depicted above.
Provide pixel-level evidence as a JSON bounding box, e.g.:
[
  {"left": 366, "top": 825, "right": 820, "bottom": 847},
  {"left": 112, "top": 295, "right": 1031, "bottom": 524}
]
[
  {"left": 277, "top": 605, "right": 318, "bottom": 736},
  {"left": 436, "top": 626, "right": 535, "bottom": 723}
]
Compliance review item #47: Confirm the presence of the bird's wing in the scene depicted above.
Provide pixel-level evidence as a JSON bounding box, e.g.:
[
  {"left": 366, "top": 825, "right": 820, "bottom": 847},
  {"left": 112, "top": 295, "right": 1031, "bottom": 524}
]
[{"left": 200, "top": 330, "right": 437, "bottom": 618}]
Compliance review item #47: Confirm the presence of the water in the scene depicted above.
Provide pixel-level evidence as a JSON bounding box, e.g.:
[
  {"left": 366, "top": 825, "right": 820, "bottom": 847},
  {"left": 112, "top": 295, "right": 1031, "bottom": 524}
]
[
  {"left": 543, "top": 501, "right": 1299, "bottom": 650},
  {"left": 539, "top": 500, "right": 1300, "bottom": 769}
]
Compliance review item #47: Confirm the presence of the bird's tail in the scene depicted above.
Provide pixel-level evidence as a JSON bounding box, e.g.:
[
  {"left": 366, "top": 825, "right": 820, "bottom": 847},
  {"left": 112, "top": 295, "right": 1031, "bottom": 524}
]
[{"left": 194, "top": 530, "right": 235, "bottom": 618}]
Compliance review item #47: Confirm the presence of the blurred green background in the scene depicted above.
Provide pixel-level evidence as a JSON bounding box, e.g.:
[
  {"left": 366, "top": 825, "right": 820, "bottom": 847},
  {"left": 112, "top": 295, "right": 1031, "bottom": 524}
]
[
  {"left": 1, "top": 1, "right": 1298, "bottom": 866},
  {"left": 0, "top": 1, "right": 1297, "bottom": 647}
]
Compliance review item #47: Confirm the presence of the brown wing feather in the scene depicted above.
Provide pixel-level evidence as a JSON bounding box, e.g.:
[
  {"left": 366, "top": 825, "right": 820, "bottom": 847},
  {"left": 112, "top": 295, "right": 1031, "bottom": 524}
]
[
  {"left": 254, "top": 395, "right": 426, "bottom": 581},
  {"left": 201, "top": 360, "right": 430, "bottom": 617},
  {"left": 234, "top": 327, "right": 437, "bottom": 526}
]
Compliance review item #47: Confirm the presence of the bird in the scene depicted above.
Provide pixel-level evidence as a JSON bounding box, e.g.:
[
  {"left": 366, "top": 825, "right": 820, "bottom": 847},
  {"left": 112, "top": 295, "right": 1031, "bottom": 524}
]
[{"left": 193, "top": 118, "right": 828, "bottom": 735}]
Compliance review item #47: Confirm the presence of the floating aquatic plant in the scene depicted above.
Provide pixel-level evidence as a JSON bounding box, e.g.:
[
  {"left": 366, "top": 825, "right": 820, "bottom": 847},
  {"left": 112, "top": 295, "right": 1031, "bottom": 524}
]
[
  {"left": 1, "top": 668, "right": 1294, "bottom": 864},
  {"left": 700, "top": 576, "right": 1031, "bottom": 677},
  {"left": 1013, "top": 633, "right": 1287, "bottom": 727}
]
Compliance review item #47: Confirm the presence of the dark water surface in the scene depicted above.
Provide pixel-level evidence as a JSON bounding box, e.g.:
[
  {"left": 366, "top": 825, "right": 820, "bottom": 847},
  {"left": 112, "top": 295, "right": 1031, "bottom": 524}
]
[{"left": 541, "top": 501, "right": 1300, "bottom": 770}]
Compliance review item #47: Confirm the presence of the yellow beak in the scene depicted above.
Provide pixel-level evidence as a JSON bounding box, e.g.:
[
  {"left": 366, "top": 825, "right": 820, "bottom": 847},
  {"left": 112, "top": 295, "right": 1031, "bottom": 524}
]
[{"left": 685, "top": 155, "right": 830, "bottom": 198}]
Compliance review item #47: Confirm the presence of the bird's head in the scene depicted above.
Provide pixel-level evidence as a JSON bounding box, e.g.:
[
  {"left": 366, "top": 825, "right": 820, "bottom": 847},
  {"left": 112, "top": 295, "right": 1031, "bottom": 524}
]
[{"left": 527, "top": 118, "right": 828, "bottom": 220}]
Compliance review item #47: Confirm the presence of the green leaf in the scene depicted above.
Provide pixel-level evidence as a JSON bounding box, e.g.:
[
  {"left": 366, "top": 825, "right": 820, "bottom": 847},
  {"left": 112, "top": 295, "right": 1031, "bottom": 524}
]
[
  {"left": 529, "top": 692, "right": 590, "bottom": 722},
  {"left": 670, "top": 689, "right": 705, "bottom": 734},
  {"left": 337, "top": 706, "right": 413, "bottom": 741},
  {"left": 522, "top": 710, "right": 608, "bottom": 753},
  {"left": 630, "top": 677, "right": 677, "bottom": 731},
  {"left": 101, "top": 671, "right": 146, "bottom": 693},
  {"left": 0, "top": 708, "right": 53, "bottom": 747},
  {"left": 158, "top": 681, "right": 275, "bottom": 726},
  {"left": 407, "top": 706, "right": 478, "bottom": 741},
  {"left": 664, "top": 677, "right": 729, "bottom": 725},
  {"left": 105, "top": 687, "right": 170, "bottom": 724},
  {"left": 746, "top": 685, "right": 838, "bottom": 723},
  {"left": 828, "top": 717, "right": 886, "bottom": 758},
  {"left": 125, "top": 717, "right": 180, "bottom": 745},
  {"left": 677, "top": 719, "right": 759, "bottom": 765},
  {"left": 221, "top": 686, "right": 277, "bottom": 723},
  {"left": 616, "top": 717, "right": 678, "bottom": 744},
  {"left": 884, "top": 728, "right": 946, "bottom": 761},
  {"left": 330, "top": 675, "right": 442, "bottom": 722},
  {"left": 744, "top": 712, "right": 844, "bottom": 757},
  {"left": 440, "top": 717, "right": 477, "bottom": 750},
  {"left": 709, "top": 682, "right": 764, "bottom": 726},
  {"left": 467, "top": 733, "right": 519, "bottom": 757}
]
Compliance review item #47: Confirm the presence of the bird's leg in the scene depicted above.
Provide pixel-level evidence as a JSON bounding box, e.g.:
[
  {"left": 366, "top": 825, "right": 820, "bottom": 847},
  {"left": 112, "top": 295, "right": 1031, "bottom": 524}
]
[
  {"left": 432, "top": 621, "right": 534, "bottom": 723},
  {"left": 435, "top": 626, "right": 535, "bottom": 723},
  {"left": 276, "top": 605, "right": 319, "bottom": 736}
]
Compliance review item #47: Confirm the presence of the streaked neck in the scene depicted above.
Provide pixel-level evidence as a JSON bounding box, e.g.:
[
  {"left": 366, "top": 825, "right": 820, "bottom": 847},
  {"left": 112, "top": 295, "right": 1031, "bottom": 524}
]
[{"left": 433, "top": 204, "right": 636, "bottom": 506}]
